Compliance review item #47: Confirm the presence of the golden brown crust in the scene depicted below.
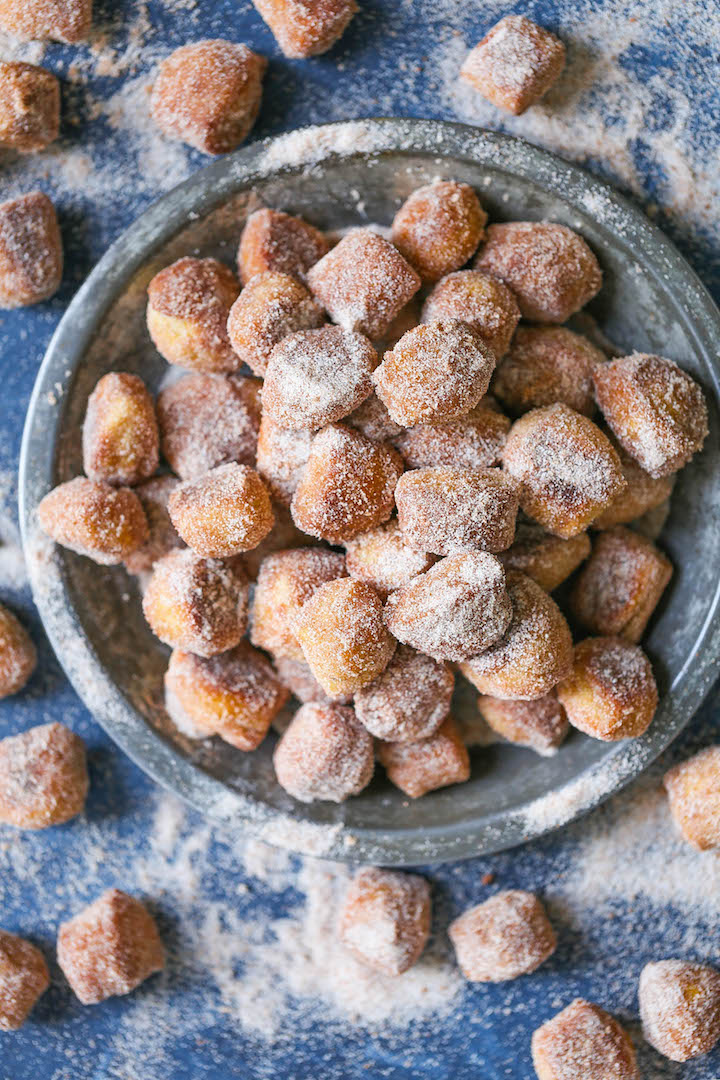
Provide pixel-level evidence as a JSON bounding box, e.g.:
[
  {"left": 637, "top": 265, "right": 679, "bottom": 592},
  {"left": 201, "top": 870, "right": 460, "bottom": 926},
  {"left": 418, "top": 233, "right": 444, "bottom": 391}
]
[
  {"left": 498, "top": 520, "right": 591, "bottom": 592},
  {"left": 664, "top": 746, "right": 720, "bottom": 851},
  {"left": 461, "top": 15, "right": 565, "bottom": 115},
  {"left": 0, "top": 191, "right": 62, "bottom": 309},
  {"left": 377, "top": 715, "right": 470, "bottom": 798},
  {"left": 344, "top": 518, "right": 436, "bottom": 600},
  {"left": 237, "top": 208, "right": 330, "bottom": 284},
  {"left": 168, "top": 462, "right": 274, "bottom": 558},
  {"left": 556, "top": 636, "right": 657, "bottom": 741},
  {"left": 338, "top": 868, "right": 431, "bottom": 975},
  {"left": 394, "top": 399, "right": 510, "bottom": 471},
  {"left": 0, "top": 0, "right": 92, "bottom": 42},
  {"left": 449, "top": 890, "right": 556, "bottom": 982},
  {"left": 391, "top": 181, "right": 487, "bottom": 283},
  {"left": 591, "top": 433, "right": 675, "bottom": 529},
  {"left": 0, "top": 604, "right": 36, "bottom": 699},
  {"left": 640, "top": 960, "right": 720, "bottom": 1062},
  {"left": 0, "top": 722, "right": 88, "bottom": 829},
  {"left": 0, "top": 930, "right": 49, "bottom": 1030},
  {"left": 354, "top": 644, "right": 454, "bottom": 742},
  {"left": 494, "top": 325, "right": 604, "bottom": 417},
  {"left": 421, "top": 270, "right": 520, "bottom": 358},
  {"left": 37, "top": 477, "right": 148, "bottom": 565},
  {"left": 476, "top": 694, "right": 568, "bottom": 755},
  {"left": 0, "top": 60, "right": 59, "bottom": 151},
  {"left": 82, "top": 372, "right": 159, "bottom": 487},
  {"left": 531, "top": 998, "right": 639, "bottom": 1080},
  {"left": 251, "top": 0, "right": 357, "bottom": 58},
  {"left": 273, "top": 702, "right": 374, "bottom": 802},
  {"left": 227, "top": 271, "right": 325, "bottom": 375}
]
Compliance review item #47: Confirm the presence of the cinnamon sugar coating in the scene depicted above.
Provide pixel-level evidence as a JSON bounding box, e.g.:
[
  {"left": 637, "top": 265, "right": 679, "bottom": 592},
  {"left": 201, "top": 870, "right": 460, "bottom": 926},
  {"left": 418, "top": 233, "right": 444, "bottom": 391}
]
[
  {"left": 476, "top": 694, "right": 568, "bottom": 756},
  {"left": 273, "top": 702, "right": 374, "bottom": 803},
  {"left": 346, "top": 392, "right": 404, "bottom": 446},
  {"left": 37, "top": 477, "right": 148, "bottom": 565},
  {"left": 355, "top": 644, "right": 453, "bottom": 743},
  {"left": 168, "top": 462, "right": 274, "bottom": 558},
  {"left": 339, "top": 867, "right": 431, "bottom": 975},
  {"left": 461, "top": 15, "right": 565, "bottom": 115},
  {"left": 592, "top": 352, "right": 709, "bottom": 478},
  {"left": 272, "top": 655, "right": 351, "bottom": 706},
  {"left": 377, "top": 715, "right": 470, "bottom": 798},
  {"left": 0, "top": 604, "right": 36, "bottom": 699},
  {"left": 421, "top": 270, "right": 520, "bottom": 358},
  {"left": 556, "top": 636, "right": 657, "bottom": 741},
  {"left": 255, "top": 413, "right": 312, "bottom": 506},
  {"left": 151, "top": 40, "right": 266, "bottom": 154},
  {"left": 307, "top": 229, "right": 421, "bottom": 339},
  {"left": 227, "top": 271, "right": 325, "bottom": 376},
  {"left": 498, "top": 520, "right": 591, "bottom": 593},
  {"left": 0, "top": 722, "right": 88, "bottom": 829},
  {"left": 592, "top": 434, "right": 675, "bottom": 529},
  {"left": 344, "top": 518, "right": 435, "bottom": 600},
  {"left": 391, "top": 181, "right": 487, "bottom": 284},
  {"left": 664, "top": 746, "right": 720, "bottom": 851},
  {"left": 57, "top": 889, "right": 164, "bottom": 1006},
  {"left": 0, "top": 191, "right": 62, "bottom": 309},
  {"left": 531, "top": 999, "right": 639, "bottom": 1080},
  {"left": 124, "top": 476, "right": 184, "bottom": 575},
  {"left": 395, "top": 399, "right": 510, "bottom": 471},
  {"left": 0, "top": 61, "right": 59, "bottom": 151},
  {"left": 459, "top": 571, "right": 573, "bottom": 700},
  {"left": 0, "top": 0, "right": 92, "bottom": 42},
  {"left": 82, "top": 372, "right": 159, "bottom": 487},
  {"left": 494, "top": 326, "right": 604, "bottom": 417},
  {"left": 0, "top": 930, "right": 49, "bottom": 1030},
  {"left": 475, "top": 222, "right": 601, "bottom": 323},
  {"left": 147, "top": 257, "right": 240, "bottom": 373},
  {"left": 449, "top": 890, "right": 556, "bottom": 982},
  {"left": 237, "top": 208, "right": 330, "bottom": 285},
  {"left": 251, "top": 0, "right": 357, "bottom": 58},
  {"left": 639, "top": 959, "right": 720, "bottom": 1062}
]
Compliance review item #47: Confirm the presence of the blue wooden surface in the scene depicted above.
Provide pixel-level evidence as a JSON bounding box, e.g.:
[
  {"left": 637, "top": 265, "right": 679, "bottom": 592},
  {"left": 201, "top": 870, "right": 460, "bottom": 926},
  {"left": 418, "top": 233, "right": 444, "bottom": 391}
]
[{"left": 1, "top": 1, "right": 719, "bottom": 1076}]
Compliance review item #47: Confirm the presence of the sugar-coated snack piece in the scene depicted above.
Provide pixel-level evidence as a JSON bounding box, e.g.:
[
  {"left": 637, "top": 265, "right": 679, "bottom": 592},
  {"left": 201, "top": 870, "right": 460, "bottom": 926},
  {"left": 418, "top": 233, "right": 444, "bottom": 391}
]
[
  {"left": 273, "top": 703, "right": 374, "bottom": 803},
  {"left": 385, "top": 552, "right": 512, "bottom": 663},
  {"left": 57, "top": 889, "right": 164, "bottom": 1006},
  {"left": 475, "top": 222, "right": 602, "bottom": 323},
  {"left": 82, "top": 372, "right": 159, "bottom": 487},
  {"left": 639, "top": 959, "right": 720, "bottom": 1062},
  {"left": 494, "top": 326, "right": 604, "bottom": 417},
  {"left": 250, "top": 546, "right": 346, "bottom": 661},
  {"left": 378, "top": 715, "right": 470, "bottom": 798},
  {"left": 296, "top": 577, "right": 395, "bottom": 697},
  {"left": 571, "top": 527, "right": 673, "bottom": 642},
  {"left": 592, "top": 435, "right": 675, "bottom": 529},
  {"left": 0, "top": 722, "right": 88, "bottom": 829},
  {"left": 395, "top": 466, "right": 519, "bottom": 556},
  {"left": 151, "top": 40, "right": 265, "bottom": 155},
  {"left": 346, "top": 392, "right": 404, "bottom": 446},
  {"left": 262, "top": 325, "right": 377, "bottom": 430},
  {"left": 142, "top": 548, "right": 248, "bottom": 657},
  {"left": 344, "top": 518, "right": 435, "bottom": 600},
  {"left": 0, "top": 604, "right": 36, "bottom": 699},
  {"left": 355, "top": 644, "right": 453, "bottom": 742},
  {"left": 461, "top": 15, "right": 565, "bottom": 115},
  {"left": 237, "top": 208, "right": 330, "bottom": 285},
  {"left": 273, "top": 655, "right": 351, "bottom": 705},
  {"left": 459, "top": 572, "right": 573, "bottom": 700},
  {"left": 556, "top": 636, "right": 657, "bottom": 741},
  {"left": 291, "top": 423, "right": 403, "bottom": 544},
  {"left": 592, "top": 352, "right": 708, "bottom": 478},
  {"left": 381, "top": 297, "right": 422, "bottom": 351},
  {"left": 421, "top": 270, "right": 520, "bottom": 359},
  {"left": 37, "top": 477, "right": 148, "bottom": 566},
  {"left": 0, "top": 0, "right": 92, "bottom": 42},
  {"left": 449, "top": 890, "right": 556, "bottom": 982},
  {"left": 502, "top": 404, "right": 626, "bottom": 538},
  {"left": 165, "top": 642, "right": 288, "bottom": 750},
  {"left": 498, "top": 520, "right": 591, "bottom": 592},
  {"left": 0, "top": 61, "right": 59, "bottom": 152},
  {"left": 255, "top": 413, "right": 312, "bottom": 506},
  {"left": 147, "top": 256, "right": 240, "bottom": 373},
  {"left": 252, "top": 0, "right": 357, "bottom": 58},
  {"left": 391, "top": 181, "right": 487, "bottom": 284},
  {"left": 477, "top": 694, "right": 568, "bottom": 756},
  {"left": 395, "top": 399, "right": 510, "bottom": 471},
  {"left": 0, "top": 191, "right": 62, "bottom": 309},
  {"left": 241, "top": 504, "right": 317, "bottom": 580},
  {"left": 664, "top": 746, "right": 720, "bottom": 851},
  {"left": 0, "top": 930, "right": 49, "bottom": 1030},
  {"left": 124, "top": 476, "right": 184, "bottom": 575},
  {"left": 338, "top": 867, "right": 431, "bottom": 975},
  {"left": 168, "top": 462, "right": 274, "bottom": 558},
  {"left": 373, "top": 320, "right": 495, "bottom": 427},
  {"left": 532, "top": 999, "right": 639, "bottom": 1080},
  {"left": 307, "top": 229, "right": 421, "bottom": 340},
  {"left": 227, "top": 271, "right": 325, "bottom": 376}
]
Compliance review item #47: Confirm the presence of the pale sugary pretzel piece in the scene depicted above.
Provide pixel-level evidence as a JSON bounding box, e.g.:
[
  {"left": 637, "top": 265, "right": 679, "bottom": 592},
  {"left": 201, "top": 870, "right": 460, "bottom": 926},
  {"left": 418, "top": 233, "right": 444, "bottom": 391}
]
[
  {"left": 494, "top": 326, "right": 604, "bottom": 417},
  {"left": 664, "top": 746, "right": 720, "bottom": 851},
  {"left": 227, "top": 271, "right": 325, "bottom": 376},
  {"left": 639, "top": 959, "right": 720, "bottom": 1062},
  {"left": 592, "top": 433, "right": 675, "bottom": 529},
  {"left": 354, "top": 644, "right": 454, "bottom": 742},
  {"left": 461, "top": 15, "right": 565, "bottom": 115},
  {"left": 449, "top": 890, "right": 556, "bottom": 982},
  {"left": 82, "top": 372, "right": 159, "bottom": 487},
  {"left": 237, "top": 208, "right": 330, "bottom": 285},
  {"left": 0, "top": 603, "right": 36, "bottom": 699},
  {"left": 395, "top": 399, "right": 510, "bottom": 471},
  {"left": 498, "top": 520, "right": 591, "bottom": 593},
  {"left": 124, "top": 476, "right": 184, "bottom": 575},
  {"left": 346, "top": 392, "right": 404, "bottom": 446},
  {"left": 0, "top": 0, "right": 92, "bottom": 42},
  {"left": 0, "top": 931, "right": 49, "bottom": 1030},
  {"left": 37, "top": 477, "right": 148, "bottom": 565},
  {"left": 476, "top": 694, "right": 568, "bottom": 756},
  {"left": 421, "top": 270, "right": 520, "bottom": 358},
  {"left": 391, "top": 181, "right": 487, "bottom": 284},
  {"left": 344, "top": 518, "right": 435, "bottom": 600},
  {"left": 251, "top": 0, "right": 358, "bottom": 58},
  {"left": 556, "top": 635, "right": 657, "bottom": 741},
  {"left": 531, "top": 998, "right": 639, "bottom": 1080},
  {"left": 0, "top": 191, "right": 62, "bottom": 309},
  {"left": 0, "top": 722, "right": 88, "bottom": 829},
  {"left": 0, "top": 61, "right": 60, "bottom": 151},
  {"left": 273, "top": 702, "right": 374, "bottom": 802},
  {"left": 338, "top": 868, "right": 431, "bottom": 975},
  {"left": 255, "top": 413, "right": 313, "bottom": 506},
  {"left": 168, "top": 462, "right": 274, "bottom": 558},
  {"left": 377, "top": 714, "right": 470, "bottom": 798}
]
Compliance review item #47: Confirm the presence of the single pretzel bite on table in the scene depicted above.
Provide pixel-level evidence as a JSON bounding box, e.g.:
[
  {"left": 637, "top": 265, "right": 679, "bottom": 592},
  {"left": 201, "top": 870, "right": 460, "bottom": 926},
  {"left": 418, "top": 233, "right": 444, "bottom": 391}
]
[
  {"left": 639, "top": 959, "right": 720, "bottom": 1062},
  {"left": 0, "top": 191, "right": 62, "bottom": 309},
  {"left": 354, "top": 644, "right": 454, "bottom": 742},
  {"left": 476, "top": 695, "right": 569, "bottom": 756},
  {"left": 57, "top": 889, "right": 164, "bottom": 1006},
  {"left": 498, "top": 520, "right": 591, "bottom": 592},
  {"left": 531, "top": 998, "right": 639, "bottom": 1080},
  {"left": 346, "top": 392, "right": 404, "bottom": 446},
  {"left": 0, "top": 722, "right": 88, "bottom": 829},
  {"left": 591, "top": 435, "right": 675, "bottom": 529},
  {"left": 272, "top": 655, "right": 351, "bottom": 706},
  {"left": 338, "top": 868, "right": 431, "bottom": 976},
  {"left": 273, "top": 703, "right": 374, "bottom": 803},
  {"left": 395, "top": 466, "right": 519, "bottom": 556},
  {"left": 0, "top": 930, "right": 49, "bottom": 1030},
  {"left": 493, "top": 326, "right": 605, "bottom": 417},
  {"left": 592, "top": 352, "right": 709, "bottom": 478},
  {"left": 0, "top": 604, "right": 36, "bottom": 699},
  {"left": 0, "top": 0, "right": 92, "bottom": 42},
  {"left": 391, "top": 181, "right": 487, "bottom": 284},
  {"left": 449, "top": 890, "right": 556, "bottom": 982},
  {"left": 461, "top": 15, "right": 565, "bottom": 115},
  {"left": 570, "top": 527, "right": 673, "bottom": 642},
  {"left": 377, "top": 715, "right": 470, "bottom": 798},
  {"left": 373, "top": 320, "right": 495, "bottom": 427},
  {"left": 344, "top": 518, "right": 435, "bottom": 600},
  {"left": 164, "top": 642, "right": 289, "bottom": 749},
  {"left": 394, "top": 400, "right": 510, "bottom": 470},
  {"left": 37, "top": 477, "right": 148, "bottom": 565},
  {"left": 146, "top": 257, "right": 240, "bottom": 373},
  {"left": 663, "top": 746, "right": 720, "bottom": 851},
  {"left": 82, "top": 372, "right": 159, "bottom": 487},
  {"left": 291, "top": 423, "right": 403, "bottom": 544},
  {"left": 123, "top": 476, "right": 184, "bottom": 575},
  {"left": 296, "top": 577, "right": 395, "bottom": 697},
  {"left": 0, "top": 61, "right": 59, "bottom": 152},
  {"left": 237, "top": 208, "right": 330, "bottom": 285},
  {"left": 421, "top": 270, "right": 520, "bottom": 359},
  {"left": 261, "top": 325, "right": 377, "bottom": 430},
  {"left": 251, "top": 0, "right": 358, "bottom": 58},
  {"left": 151, "top": 40, "right": 266, "bottom": 154},
  {"left": 556, "top": 636, "right": 658, "bottom": 741},
  {"left": 226, "top": 272, "right": 325, "bottom": 376},
  {"left": 168, "top": 462, "right": 274, "bottom": 558},
  {"left": 255, "top": 414, "right": 312, "bottom": 506},
  {"left": 459, "top": 572, "right": 573, "bottom": 700},
  {"left": 475, "top": 222, "right": 602, "bottom": 323},
  {"left": 142, "top": 548, "right": 248, "bottom": 657},
  {"left": 384, "top": 552, "right": 512, "bottom": 662},
  {"left": 307, "top": 229, "right": 421, "bottom": 339},
  {"left": 502, "top": 404, "right": 626, "bottom": 538}
]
